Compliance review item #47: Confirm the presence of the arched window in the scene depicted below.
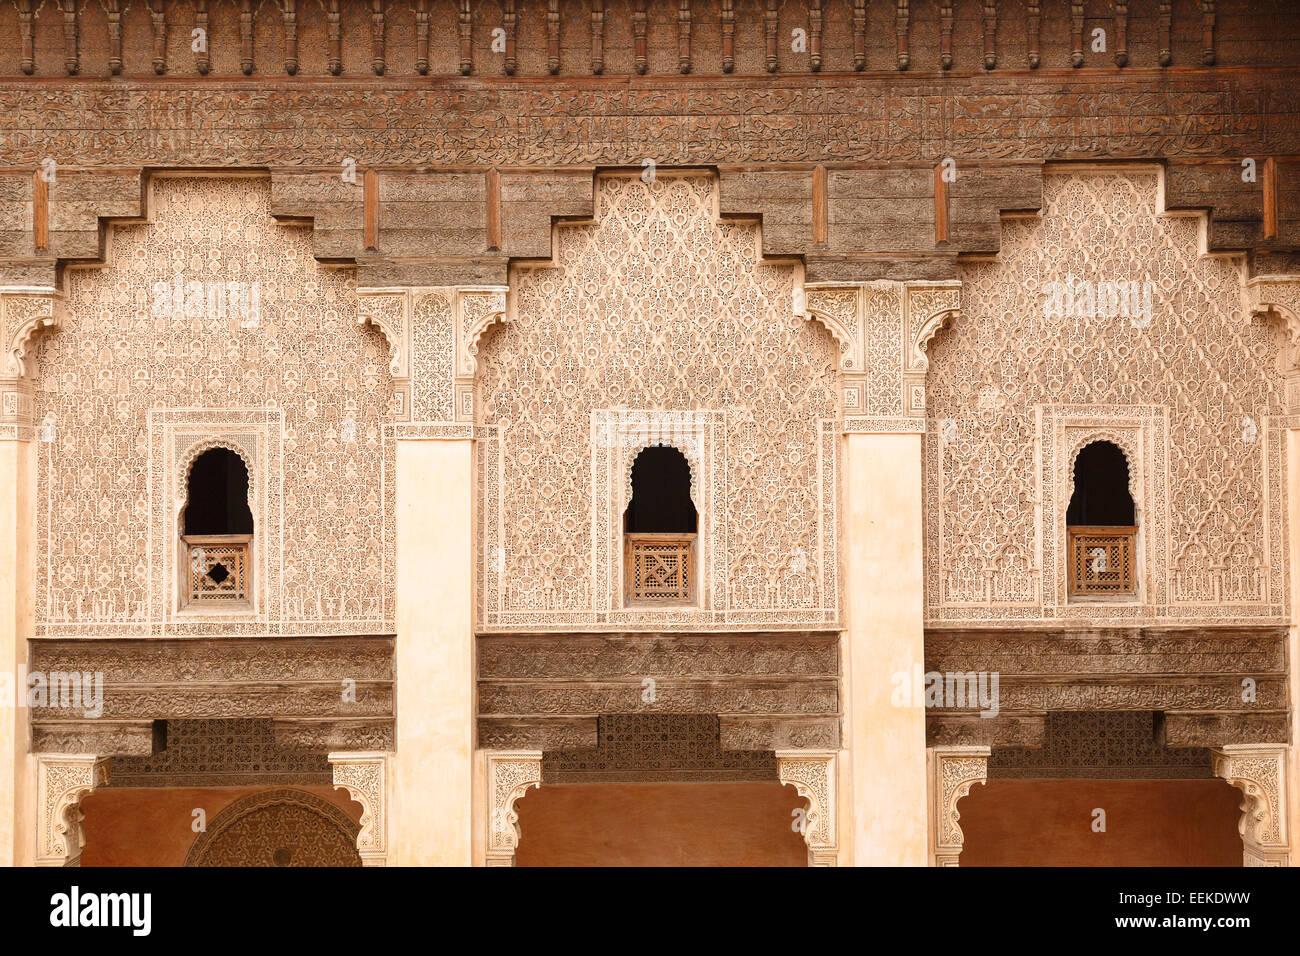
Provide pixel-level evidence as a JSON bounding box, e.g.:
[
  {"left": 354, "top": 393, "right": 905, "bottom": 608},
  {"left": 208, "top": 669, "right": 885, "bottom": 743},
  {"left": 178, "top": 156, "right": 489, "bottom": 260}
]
[
  {"left": 1066, "top": 441, "right": 1137, "bottom": 597},
  {"left": 624, "top": 446, "right": 697, "bottom": 604},
  {"left": 181, "top": 447, "right": 254, "bottom": 606}
]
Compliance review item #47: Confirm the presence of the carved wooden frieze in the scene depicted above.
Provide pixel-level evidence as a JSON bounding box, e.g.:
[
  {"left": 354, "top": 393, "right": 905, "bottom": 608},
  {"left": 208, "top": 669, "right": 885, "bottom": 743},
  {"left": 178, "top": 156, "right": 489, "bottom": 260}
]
[
  {"left": 478, "top": 631, "right": 840, "bottom": 752},
  {"left": 2, "top": 73, "right": 1296, "bottom": 170}
]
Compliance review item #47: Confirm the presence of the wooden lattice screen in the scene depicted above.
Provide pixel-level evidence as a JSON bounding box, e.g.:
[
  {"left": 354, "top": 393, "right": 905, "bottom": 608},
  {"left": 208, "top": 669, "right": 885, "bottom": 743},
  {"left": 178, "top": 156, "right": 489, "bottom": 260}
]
[
  {"left": 1067, "top": 525, "right": 1136, "bottom": 597},
  {"left": 184, "top": 534, "right": 252, "bottom": 603},
  {"left": 625, "top": 533, "right": 695, "bottom": 605}
]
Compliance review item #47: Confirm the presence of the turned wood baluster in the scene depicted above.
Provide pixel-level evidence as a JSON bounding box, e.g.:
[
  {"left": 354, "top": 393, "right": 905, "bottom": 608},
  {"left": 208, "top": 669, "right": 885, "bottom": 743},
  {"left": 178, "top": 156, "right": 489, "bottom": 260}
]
[
  {"left": 852, "top": 0, "right": 865, "bottom": 70},
  {"left": 764, "top": 0, "right": 778, "bottom": 73},
  {"left": 503, "top": 0, "right": 517, "bottom": 75},
  {"left": 193, "top": 1, "right": 209, "bottom": 75},
  {"left": 940, "top": 1, "right": 953, "bottom": 70},
  {"left": 678, "top": 0, "right": 691, "bottom": 74},
  {"left": 1026, "top": 0, "right": 1040, "bottom": 69},
  {"left": 415, "top": 0, "right": 429, "bottom": 74},
  {"left": 896, "top": 0, "right": 910, "bottom": 71},
  {"left": 548, "top": 0, "right": 561, "bottom": 74},
  {"left": 721, "top": 0, "right": 735, "bottom": 73},
  {"left": 591, "top": 0, "right": 605, "bottom": 74},
  {"left": 633, "top": 0, "right": 647, "bottom": 75},
  {"left": 1069, "top": 0, "right": 1084, "bottom": 67},
  {"left": 1201, "top": 0, "right": 1216, "bottom": 66},
  {"left": 239, "top": 0, "right": 254, "bottom": 75},
  {"left": 283, "top": 0, "right": 299, "bottom": 75},
  {"left": 328, "top": 0, "right": 342, "bottom": 74},
  {"left": 1158, "top": 1, "right": 1172, "bottom": 66},
  {"left": 458, "top": 0, "right": 473, "bottom": 75},
  {"left": 61, "top": 0, "right": 79, "bottom": 75},
  {"left": 371, "top": 0, "right": 386, "bottom": 75},
  {"left": 1113, "top": 0, "right": 1127, "bottom": 67},
  {"left": 982, "top": 0, "right": 996, "bottom": 70},
  {"left": 150, "top": 1, "right": 167, "bottom": 75},
  {"left": 808, "top": 0, "right": 822, "bottom": 72},
  {"left": 19, "top": 0, "right": 34, "bottom": 75}
]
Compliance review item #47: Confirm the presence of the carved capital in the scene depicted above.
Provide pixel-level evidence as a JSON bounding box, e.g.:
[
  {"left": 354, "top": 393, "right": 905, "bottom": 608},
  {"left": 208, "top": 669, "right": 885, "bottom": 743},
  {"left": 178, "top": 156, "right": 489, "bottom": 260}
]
[
  {"left": 906, "top": 280, "right": 962, "bottom": 374},
  {"left": 356, "top": 289, "right": 409, "bottom": 380},
  {"left": 485, "top": 750, "right": 542, "bottom": 866},
  {"left": 1245, "top": 276, "right": 1300, "bottom": 412},
  {"left": 329, "top": 750, "right": 391, "bottom": 866},
  {"left": 776, "top": 749, "right": 838, "bottom": 866},
  {"left": 1211, "top": 743, "right": 1290, "bottom": 866},
  {"left": 930, "top": 745, "right": 988, "bottom": 866},
  {"left": 36, "top": 753, "right": 110, "bottom": 866},
  {"left": 2, "top": 289, "right": 61, "bottom": 380}
]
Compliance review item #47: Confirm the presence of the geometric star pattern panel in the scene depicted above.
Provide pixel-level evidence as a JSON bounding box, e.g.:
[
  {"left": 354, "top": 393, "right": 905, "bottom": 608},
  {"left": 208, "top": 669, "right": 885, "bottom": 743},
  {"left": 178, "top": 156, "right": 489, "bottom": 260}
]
[
  {"left": 476, "top": 173, "right": 840, "bottom": 628},
  {"left": 926, "top": 171, "right": 1287, "bottom": 625},
  {"left": 32, "top": 177, "right": 395, "bottom": 636}
]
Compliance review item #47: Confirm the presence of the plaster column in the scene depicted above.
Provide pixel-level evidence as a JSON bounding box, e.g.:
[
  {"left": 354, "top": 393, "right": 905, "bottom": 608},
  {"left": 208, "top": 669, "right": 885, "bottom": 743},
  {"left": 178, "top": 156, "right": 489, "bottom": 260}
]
[
  {"left": 0, "top": 418, "right": 35, "bottom": 866},
  {"left": 1288, "top": 426, "right": 1300, "bottom": 865},
  {"left": 393, "top": 435, "right": 474, "bottom": 865},
  {"left": 843, "top": 428, "right": 928, "bottom": 865}
]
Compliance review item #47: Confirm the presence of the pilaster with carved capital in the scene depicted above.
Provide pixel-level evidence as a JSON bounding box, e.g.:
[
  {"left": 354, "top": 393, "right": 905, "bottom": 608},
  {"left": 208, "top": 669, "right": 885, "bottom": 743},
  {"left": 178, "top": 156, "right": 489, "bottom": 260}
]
[
  {"left": 930, "top": 745, "right": 989, "bottom": 866},
  {"left": 35, "top": 754, "right": 110, "bottom": 866},
  {"left": 776, "top": 749, "right": 838, "bottom": 866},
  {"left": 329, "top": 750, "right": 392, "bottom": 866},
  {"left": 1212, "top": 743, "right": 1290, "bottom": 866},
  {"left": 485, "top": 750, "right": 542, "bottom": 866}
]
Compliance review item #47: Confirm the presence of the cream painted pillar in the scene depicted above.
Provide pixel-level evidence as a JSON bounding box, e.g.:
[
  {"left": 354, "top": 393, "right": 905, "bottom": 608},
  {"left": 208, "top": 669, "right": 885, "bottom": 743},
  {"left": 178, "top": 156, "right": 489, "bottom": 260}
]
[
  {"left": 844, "top": 429, "right": 928, "bottom": 865},
  {"left": 1288, "top": 427, "right": 1300, "bottom": 866},
  {"left": 394, "top": 436, "right": 475, "bottom": 865},
  {"left": 0, "top": 427, "right": 36, "bottom": 866}
]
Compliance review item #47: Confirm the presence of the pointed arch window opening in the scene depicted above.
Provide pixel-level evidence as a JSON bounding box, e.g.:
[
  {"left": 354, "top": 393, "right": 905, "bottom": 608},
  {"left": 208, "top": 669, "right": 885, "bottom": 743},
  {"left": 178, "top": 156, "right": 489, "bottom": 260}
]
[
  {"left": 624, "top": 445, "right": 698, "bottom": 606},
  {"left": 180, "top": 447, "right": 254, "bottom": 607},
  {"left": 1066, "top": 440, "right": 1138, "bottom": 598}
]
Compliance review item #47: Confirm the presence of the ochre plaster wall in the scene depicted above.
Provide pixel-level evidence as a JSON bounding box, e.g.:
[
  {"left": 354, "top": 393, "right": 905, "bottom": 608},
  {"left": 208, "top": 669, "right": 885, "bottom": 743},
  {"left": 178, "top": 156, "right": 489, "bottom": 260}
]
[
  {"left": 514, "top": 782, "right": 807, "bottom": 867},
  {"left": 79, "top": 785, "right": 362, "bottom": 867},
  {"left": 959, "top": 779, "right": 1243, "bottom": 867}
]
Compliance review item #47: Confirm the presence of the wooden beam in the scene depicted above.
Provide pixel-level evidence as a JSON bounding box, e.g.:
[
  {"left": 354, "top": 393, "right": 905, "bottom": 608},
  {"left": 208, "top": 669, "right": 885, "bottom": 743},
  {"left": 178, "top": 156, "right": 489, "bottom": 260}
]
[
  {"left": 33, "top": 169, "right": 49, "bottom": 254},
  {"left": 363, "top": 169, "right": 379, "bottom": 252},
  {"left": 486, "top": 168, "right": 501, "bottom": 251},
  {"left": 1263, "top": 157, "right": 1279, "bottom": 241},
  {"left": 812, "top": 164, "right": 828, "bottom": 247}
]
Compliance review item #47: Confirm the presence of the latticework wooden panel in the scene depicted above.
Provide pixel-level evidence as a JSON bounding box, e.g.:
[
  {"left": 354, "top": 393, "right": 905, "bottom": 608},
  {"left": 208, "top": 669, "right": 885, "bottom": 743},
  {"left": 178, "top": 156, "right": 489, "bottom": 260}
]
[
  {"left": 626, "top": 534, "right": 695, "bottom": 604},
  {"left": 1068, "top": 526, "right": 1136, "bottom": 596},
  {"left": 185, "top": 535, "right": 251, "bottom": 603}
]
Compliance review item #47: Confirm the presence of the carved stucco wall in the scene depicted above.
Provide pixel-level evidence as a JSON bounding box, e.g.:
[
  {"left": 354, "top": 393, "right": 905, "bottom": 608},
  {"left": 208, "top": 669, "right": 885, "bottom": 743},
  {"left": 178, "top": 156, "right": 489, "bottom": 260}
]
[
  {"left": 925, "top": 170, "right": 1288, "bottom": 626},
  {"left": 475, "top": 172, "right": 840, "bottom": 630},
  {"left": 32, "top": 176, "right": 396, "bottom": 636}
]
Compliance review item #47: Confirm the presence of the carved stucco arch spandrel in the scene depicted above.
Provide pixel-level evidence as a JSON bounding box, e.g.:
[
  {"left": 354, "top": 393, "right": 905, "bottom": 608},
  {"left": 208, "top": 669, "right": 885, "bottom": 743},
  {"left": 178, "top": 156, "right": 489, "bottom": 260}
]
[
  {"left": 805, "top": 280, "right": 960, "bottom": 428},
  {"left": 1245, "top": 275, "right": 1300, "bottom": 414},
  {"left": 36, "top": 753, "right": 110, "bottom": 866},
  {"left": 930, "top": 745, "right": 989, "bottom": 867},
  {"left": 777, "top": 750, "right": 838, "bottom": 866},
  {"left": 2, "top": 290, "right": 62, "bottom": 380},
  {"left": 485, "top": 750, "right": 542, "bottom": 866},
  {"left": 329, "top": 751, "right": 391, "bottom": 866},
  {"left": 1212, "top": 743, "right": 1290, "bottom": 866}
]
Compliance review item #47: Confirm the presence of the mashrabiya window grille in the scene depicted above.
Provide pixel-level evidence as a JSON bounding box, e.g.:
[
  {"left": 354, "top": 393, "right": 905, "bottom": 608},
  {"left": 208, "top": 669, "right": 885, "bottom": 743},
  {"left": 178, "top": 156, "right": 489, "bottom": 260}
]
[
  {"left": 624, "top": 445, "right": 697, "bottom": 605},
  {"left": 181, "top": 447, "right": 254, "bottom": 606},
  {"left": 1066, "top": 440, "right": 1137, "bottom": 598}
]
